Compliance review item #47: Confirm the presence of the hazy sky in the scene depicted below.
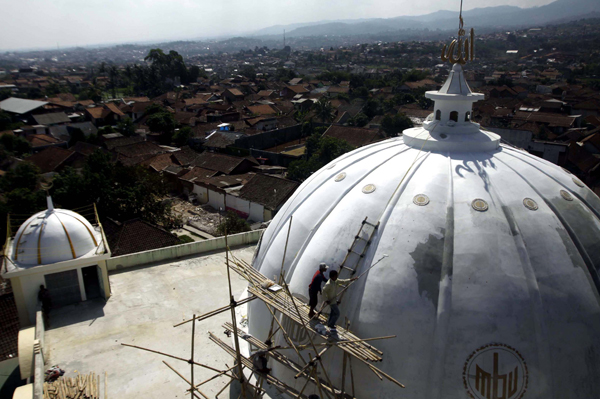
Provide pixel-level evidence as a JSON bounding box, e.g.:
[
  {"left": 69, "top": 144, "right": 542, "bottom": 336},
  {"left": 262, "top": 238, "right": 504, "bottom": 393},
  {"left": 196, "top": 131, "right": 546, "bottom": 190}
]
[{"left": 0, "top": 0, "right": 555, "bottom": 51}]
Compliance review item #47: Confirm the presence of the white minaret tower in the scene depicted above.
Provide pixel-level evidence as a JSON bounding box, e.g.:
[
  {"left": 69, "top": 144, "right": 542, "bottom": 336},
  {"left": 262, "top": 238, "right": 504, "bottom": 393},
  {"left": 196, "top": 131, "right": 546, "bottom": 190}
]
[{"left": 403, "top": 63, "right": 499, "bottom": 152}]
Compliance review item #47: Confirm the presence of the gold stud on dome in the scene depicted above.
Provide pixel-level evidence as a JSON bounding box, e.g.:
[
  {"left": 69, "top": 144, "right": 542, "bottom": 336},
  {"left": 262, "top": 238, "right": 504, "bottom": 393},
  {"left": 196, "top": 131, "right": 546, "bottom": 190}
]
[
  {"left": 413, "top": 194, "right": 430, "bottom": 206},
  {"left": 335, "top": 173, "right": 346, "bottom": 182},
  {"left": 560, "top": 190, "right": 573, "bottom": 201},
  {"left": 523, "top": 198, "right": 538, "bottom": 211},
  {"left": 362, "top": 184, "right": 376, "bottom": 194},
  {"left": 471, "top": 198, "right": 488, "bottom": 212}
]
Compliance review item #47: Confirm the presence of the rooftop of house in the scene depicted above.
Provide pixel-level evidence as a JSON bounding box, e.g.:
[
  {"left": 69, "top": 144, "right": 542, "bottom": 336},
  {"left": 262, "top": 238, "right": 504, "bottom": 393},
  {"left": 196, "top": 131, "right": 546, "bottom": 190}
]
[
  {"left": 102, "top": 218, "right": 181, "bottom": 257},
  {"left": 103, "top": 136, "right": 145, "bottom": 150},
  {"left": 43, "top": 245, "right": 256, "bottom": 398},
  {"left": 112, "top": 141, "right": 165, "bottom": 158},
  {"left": 323, "top": 125, "right": 385, "bottom": 148},
  {"left": 191, "top": 152, "right": 254, "bottom": 175},
  {"left": 25, "top": 134, "right": 65, "bottom": 148},
  {"left": 0, "top": 97, "right": 48, "bottom": 114},
  {"left": 238, "top": 174, "right": 299, "bottom": 209},
  {"left": 25, "top": 146, "right": 74, "bottom": 173},
  {"left": 32, "top": 112, "right": 71, "bottom": 125}
]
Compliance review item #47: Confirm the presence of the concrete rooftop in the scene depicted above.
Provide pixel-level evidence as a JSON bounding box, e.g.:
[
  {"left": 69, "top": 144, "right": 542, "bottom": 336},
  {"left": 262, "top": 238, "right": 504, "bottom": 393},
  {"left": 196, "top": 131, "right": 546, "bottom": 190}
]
[{"left": 45, "top": 246, "right": 259, "bottom": 399}]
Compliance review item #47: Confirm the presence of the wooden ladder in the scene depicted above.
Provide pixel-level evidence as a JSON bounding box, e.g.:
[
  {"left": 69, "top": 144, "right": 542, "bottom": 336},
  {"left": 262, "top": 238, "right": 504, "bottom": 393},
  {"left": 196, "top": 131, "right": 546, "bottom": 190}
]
[{"left": 338, "top": 217, "right": 379, "bottom": 277}]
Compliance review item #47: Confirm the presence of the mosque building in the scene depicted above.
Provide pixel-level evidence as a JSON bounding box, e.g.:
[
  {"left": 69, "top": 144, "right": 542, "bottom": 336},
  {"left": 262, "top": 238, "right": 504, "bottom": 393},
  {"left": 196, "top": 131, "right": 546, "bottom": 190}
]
[
  {"left": 245, "top": 44, "right": 600, "bottom": 399},
  {"left": 2, "top": 197, "right": 111, "bottom": 327}
]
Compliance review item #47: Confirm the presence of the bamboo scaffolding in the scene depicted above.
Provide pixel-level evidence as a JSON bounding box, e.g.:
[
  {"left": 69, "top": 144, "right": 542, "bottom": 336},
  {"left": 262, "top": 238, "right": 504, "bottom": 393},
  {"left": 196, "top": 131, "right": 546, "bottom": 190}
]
[
  {"left": 120, "top": 343, "right": 236, "bottom": 378},
  {"left": 162, "top": 361, "right": 209, "bottom": 399},
  {"left": 223, "top": 216, "right": 248, "bottom": 398},
  {"left": 222, "top": 322, "right": 355, "bottom": 399},
  {"left": 209, "top": 332, "right": 311, "bottom": 399},
  {"left": 190, "top": 315, "right": 196, "bottom": 397},
  {"left": 226, "top": 258, "right": 384, "bottom": 362},
  {"left": 173, "top": 296, "right": 257, "bottom": 327}
]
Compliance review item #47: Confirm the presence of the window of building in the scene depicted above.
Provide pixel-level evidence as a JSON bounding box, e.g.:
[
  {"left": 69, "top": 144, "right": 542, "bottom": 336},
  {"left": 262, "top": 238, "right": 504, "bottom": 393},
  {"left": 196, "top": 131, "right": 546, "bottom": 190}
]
[
  {"left": 450, "top": 111, "right": 459, "bottom": 122},
  {"left": 435, "top": 110, "right": 441, "bottom": 120},
  {"left": 465, "top": 112, "right": 471, "bottom": 121}
]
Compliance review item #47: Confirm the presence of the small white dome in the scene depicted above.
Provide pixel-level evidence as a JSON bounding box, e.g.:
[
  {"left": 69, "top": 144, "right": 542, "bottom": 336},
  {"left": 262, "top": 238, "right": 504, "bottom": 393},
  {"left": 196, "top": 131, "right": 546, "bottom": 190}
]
[{"left": 12, "top": 198, "right": 100, "bottom": 266}]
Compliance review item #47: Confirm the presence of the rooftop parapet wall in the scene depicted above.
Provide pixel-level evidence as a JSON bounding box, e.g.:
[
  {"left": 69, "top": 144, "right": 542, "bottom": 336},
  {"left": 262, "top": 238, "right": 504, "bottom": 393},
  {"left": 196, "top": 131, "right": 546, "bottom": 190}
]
[{"left": 105, "top": 229, "right": 263, "bottom": 271}]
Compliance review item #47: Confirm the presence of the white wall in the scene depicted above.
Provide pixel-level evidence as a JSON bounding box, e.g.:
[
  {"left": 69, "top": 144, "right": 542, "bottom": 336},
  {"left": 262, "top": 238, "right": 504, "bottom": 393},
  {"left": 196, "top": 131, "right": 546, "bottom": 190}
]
[
  {"left": 226, "top": 194, "right": 251, "bottom": 218},
  {"left": 208, "top": 189, "right": 225, "bottom": 210},
  {"left": 106, "top": 229, "right": 263, "bottom": 271},
  {"left": 249, "top": 202, "right": 265, "bottom": 222},
  {"left": 193, "top": 185, "right": 209, "bottom": 204}
]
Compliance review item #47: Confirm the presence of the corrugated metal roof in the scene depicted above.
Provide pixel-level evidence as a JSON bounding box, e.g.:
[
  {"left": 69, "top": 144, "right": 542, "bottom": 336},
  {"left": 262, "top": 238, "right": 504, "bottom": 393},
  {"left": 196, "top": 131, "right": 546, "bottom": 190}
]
[{"left": 0, "top": 97, "right": 48, "bottom": 114}]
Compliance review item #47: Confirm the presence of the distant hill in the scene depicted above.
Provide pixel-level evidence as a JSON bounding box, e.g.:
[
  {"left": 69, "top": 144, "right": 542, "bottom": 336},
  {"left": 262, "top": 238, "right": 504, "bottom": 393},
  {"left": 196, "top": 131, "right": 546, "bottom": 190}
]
[{"left": 251, "top": 0, "right": 600, "bottom": 38}]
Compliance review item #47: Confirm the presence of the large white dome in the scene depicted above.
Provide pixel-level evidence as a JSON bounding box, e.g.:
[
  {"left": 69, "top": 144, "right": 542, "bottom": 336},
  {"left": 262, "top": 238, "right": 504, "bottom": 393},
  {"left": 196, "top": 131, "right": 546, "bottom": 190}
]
[
  {"left": 247, "top": 65, "right": 600, "bottom": 398},
  {"left": 12, "top": 199, "right": 101, "bottom": 266}
]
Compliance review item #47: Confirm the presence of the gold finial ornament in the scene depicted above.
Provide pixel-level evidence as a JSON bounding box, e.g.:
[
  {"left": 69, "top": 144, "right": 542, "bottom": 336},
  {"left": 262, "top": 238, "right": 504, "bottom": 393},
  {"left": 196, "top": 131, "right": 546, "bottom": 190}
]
[{"left": 441, "top": 1, "right": 475, "bottom": 65}]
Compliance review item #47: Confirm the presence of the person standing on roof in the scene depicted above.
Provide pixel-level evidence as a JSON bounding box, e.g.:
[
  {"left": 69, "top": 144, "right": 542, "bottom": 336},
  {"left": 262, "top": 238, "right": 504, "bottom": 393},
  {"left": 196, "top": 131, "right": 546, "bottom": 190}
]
[
  {"left": 322, "top": 270, "right": 357, "bottom": 339},
  {"left": 308, "top": 263, "right": 329, "bottom": 318}
]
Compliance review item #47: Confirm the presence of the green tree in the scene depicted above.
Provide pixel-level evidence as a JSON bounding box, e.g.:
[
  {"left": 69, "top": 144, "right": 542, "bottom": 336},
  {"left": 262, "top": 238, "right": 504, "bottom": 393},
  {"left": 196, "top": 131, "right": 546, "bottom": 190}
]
[
  {"left": 381, "top": 114, "right": 414, "bottom": 137},
  {"left": 314, "top": 98, "right": 335, "bottom": 123},
  {"left": 288, "top": 135, "right": 354, "bottom": 182},
  {"left": 146, "top": 111, "right": 176, "bottom": 144},
  {"left": 216, "top": 211, "right": 251, "bottom": 236},
  {"left": 68, "top": 128, "right": 86, "bottom": 147},
  {"left": 0, "top": 134, "right": 31, "bottom": 156},
  {"left": 173, "top": 126, "right": 192, "bottom": 147},
  {"left": 348, "top": 113, "right": 369, "bottom": 127},
  {"left": 52, "top": 150, "right": 174, "bottom": 228},
  {"left": 116, "top": 117, "right": 135, "bottom": 137},
  {"left": 1, "top": 162, "right": 40, "bottom": 192}
]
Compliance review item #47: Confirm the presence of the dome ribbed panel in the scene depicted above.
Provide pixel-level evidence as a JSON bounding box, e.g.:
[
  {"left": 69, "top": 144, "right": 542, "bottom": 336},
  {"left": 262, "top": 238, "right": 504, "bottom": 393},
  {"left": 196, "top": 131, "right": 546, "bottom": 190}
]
[{"left": 248, "top": 139, "right": 600, "bottom": 398}]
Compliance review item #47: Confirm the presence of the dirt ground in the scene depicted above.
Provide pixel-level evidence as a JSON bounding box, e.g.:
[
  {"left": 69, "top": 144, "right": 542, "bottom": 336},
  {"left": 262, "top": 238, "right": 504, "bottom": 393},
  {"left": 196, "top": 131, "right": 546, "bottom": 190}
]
[{"left": 169, "top": 196, "right": 223, "bottom": 236}]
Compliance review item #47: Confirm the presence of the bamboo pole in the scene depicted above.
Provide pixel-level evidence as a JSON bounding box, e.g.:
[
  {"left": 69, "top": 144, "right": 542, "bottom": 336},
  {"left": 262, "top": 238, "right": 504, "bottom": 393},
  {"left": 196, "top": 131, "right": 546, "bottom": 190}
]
[
  {"left": 173, "top": 296, "right": 257, "bottom": 327},
  {"left": 224, "top": 214, "right": 247, "bottom": 398},
  {"left": 266, "top": 216, "right": 293, "bottom": 341},
  {"left": 294, "top": 346, "right": 331, "bottom": 379},
  {"left": 194, "top": 365, "right": 237, "bottom": 388},
  {"left": 190, "top": 314, "right": 195, "bottom": 398},
  {"left": 215, "top": 379, "right": 233, "bottom": 398},
  {"left": 162, "top": 361, "right": 210, "bottom": 399},
  {"left": 348, "top": 357, "right": 355, "bottom": 399},
  {"left": 121, "top": 343, "right": 236, "bottom": 378},
  {"left": 281, "top": 283, "right": 337, "bottom": 398}
]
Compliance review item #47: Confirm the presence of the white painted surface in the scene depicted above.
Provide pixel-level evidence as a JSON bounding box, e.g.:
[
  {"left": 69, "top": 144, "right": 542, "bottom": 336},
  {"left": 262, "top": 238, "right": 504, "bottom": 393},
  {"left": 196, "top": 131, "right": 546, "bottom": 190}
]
[
  {"left": 11, "top": 201, "right": 102, "bottom": 266},
  {"left": 247, "top": 64, "right": 600, "bottom": 398}
]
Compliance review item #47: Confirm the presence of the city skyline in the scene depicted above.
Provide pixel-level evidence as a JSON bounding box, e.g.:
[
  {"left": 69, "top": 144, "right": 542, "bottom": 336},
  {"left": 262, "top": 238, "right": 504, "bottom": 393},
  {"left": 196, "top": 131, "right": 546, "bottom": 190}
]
[{"left": 0, "top": 0, "right": 555, "bottom": 51}]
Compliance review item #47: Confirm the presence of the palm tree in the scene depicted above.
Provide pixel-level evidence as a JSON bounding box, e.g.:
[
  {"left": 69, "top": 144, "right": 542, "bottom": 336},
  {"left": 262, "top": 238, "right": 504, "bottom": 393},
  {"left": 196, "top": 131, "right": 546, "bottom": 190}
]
[{"left": 314, "top": 98, "right": 335, "bottom": 123}]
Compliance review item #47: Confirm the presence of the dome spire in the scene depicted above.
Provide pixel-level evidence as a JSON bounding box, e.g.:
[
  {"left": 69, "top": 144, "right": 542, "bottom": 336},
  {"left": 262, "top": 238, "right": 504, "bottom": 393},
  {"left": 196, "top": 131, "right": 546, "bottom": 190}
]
[{"left": 47, "top": 196, "right": 54, "bottom": 212}]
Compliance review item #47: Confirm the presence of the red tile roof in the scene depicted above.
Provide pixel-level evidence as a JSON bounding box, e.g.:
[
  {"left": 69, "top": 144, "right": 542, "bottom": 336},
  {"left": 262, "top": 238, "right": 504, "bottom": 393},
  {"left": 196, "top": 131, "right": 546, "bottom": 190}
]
[
  {"left": 25, "top": 146, "right": 74, "bottom": 173},
  {"left": 323, "top": 125, "right": 384, "bottom": 148}
]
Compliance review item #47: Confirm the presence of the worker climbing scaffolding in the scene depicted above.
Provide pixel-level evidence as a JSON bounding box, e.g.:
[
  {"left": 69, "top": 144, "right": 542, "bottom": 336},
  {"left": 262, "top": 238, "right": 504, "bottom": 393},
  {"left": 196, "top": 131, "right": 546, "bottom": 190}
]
[{"left": 321, "top": 270, "right": 357, "bottom": 340}]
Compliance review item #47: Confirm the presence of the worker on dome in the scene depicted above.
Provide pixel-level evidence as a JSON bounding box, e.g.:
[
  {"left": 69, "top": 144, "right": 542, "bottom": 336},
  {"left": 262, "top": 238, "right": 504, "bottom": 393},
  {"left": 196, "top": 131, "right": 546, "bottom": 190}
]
[
  {"left": 307, "top": 262, "right": 329, "bottom": 318},
  {"left": 322, "top": 270, "right": 357, "bottom": 339}
]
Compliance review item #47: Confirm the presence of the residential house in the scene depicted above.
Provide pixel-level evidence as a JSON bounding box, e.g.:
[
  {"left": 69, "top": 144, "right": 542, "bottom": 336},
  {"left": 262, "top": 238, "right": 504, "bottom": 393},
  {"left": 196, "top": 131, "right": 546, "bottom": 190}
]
[
  {"left": 102, "top": 219, "right": 181, "bottom": 257},
  {"left": 323, "top": 125, "right": 385, "bottom": 148}
]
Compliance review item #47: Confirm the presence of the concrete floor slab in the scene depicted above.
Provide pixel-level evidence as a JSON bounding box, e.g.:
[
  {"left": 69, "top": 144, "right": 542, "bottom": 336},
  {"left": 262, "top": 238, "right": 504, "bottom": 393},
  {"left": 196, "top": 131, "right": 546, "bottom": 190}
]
[{"left": 45, "top": 246, "right": 260, "bottom": 399}]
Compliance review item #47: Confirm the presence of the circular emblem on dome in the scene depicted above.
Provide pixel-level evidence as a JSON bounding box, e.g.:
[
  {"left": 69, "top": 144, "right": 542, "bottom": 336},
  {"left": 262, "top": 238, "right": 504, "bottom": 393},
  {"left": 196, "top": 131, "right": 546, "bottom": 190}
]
[
  {"left": 523, "top": 198, "right": 538, "bottom": 211},
  {"left": 413, "top": 194, "right": 430, "bottom": 206},
  {"left": 560, "top": 190, "right": 574, "bottom": 201},
  {"left": 572, "top": 178, "right": 584, "bottom": 188},
  {"left": 334, "top": 172, "right": 346, "bottom": 182},
  {"left": 362, "top": 184, "right": 376, "bottom": 194},
  {"left": 463, "top": 343, "right": 528, "bottom": 399},
  {"left": 472, "top": 199, "right": 488, "bottom": 212},
  {"left": 326, "top": 163, "right": 337, "bottom": 170}
]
